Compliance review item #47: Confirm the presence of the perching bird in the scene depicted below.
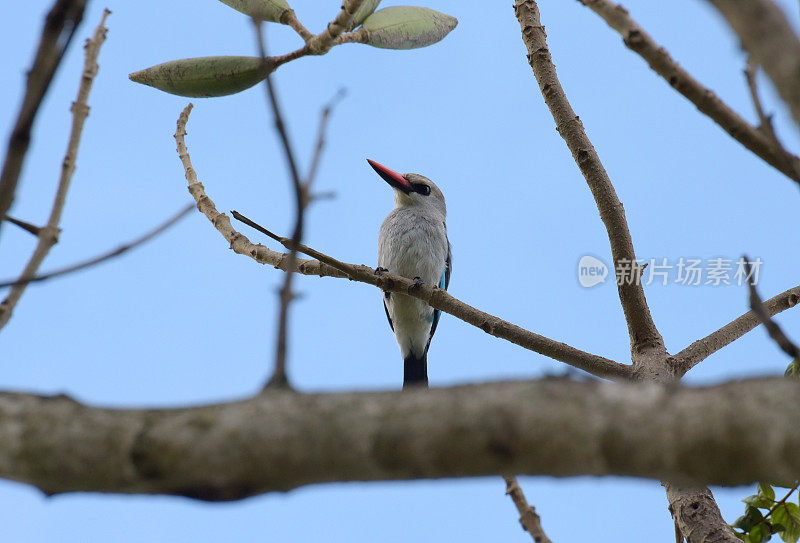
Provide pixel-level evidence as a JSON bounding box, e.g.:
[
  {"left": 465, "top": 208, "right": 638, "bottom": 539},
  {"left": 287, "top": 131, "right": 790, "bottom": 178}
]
[{"left": 368, "top": 159, "right": 451, "bottom": 388}]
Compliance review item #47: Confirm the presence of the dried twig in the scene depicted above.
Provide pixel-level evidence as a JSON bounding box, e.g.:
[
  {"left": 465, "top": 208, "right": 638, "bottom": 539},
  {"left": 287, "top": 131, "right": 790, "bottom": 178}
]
[
  {"left": 577, "top": 0, "right": 800, "bottom": 186},
  {"left": 513, "top": 0, "right": 665, "bottom": 368},
  {"left": 0, "top": 8, "right": 109, "bottom": 330},
  {"left": 503, "top": 475, "right": 552, "bottom": 542},
  {"left": 174, "top": 104, "right": 631, "bottom": 380},
  {"left": 0, "top": 204, "right": 193, "bottom": 290},
  {"left": 0, "top": 0, "right": 88, "bottom": 244},
  {"left": 673, "top": 284, "right": 800, "bottom": 376},
  {"left": 4, "top": 215, "right": 42, "bottom": 237},
  {"left": 744, "top": 258, "right": 800, "bottom": 365}
]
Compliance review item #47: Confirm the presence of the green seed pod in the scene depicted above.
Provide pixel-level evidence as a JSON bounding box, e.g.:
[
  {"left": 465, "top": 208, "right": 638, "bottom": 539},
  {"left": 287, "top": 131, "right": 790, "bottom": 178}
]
[
  {"left": 216, "top": 0, "right": 290, "bottom": 23},
  {"left": 129, "top": 57, "right": 268, "bottom": 98},
  {"left": 361, "top": 6, "right": 457, "bottom": 50},
  {"left": 351, "top": 0, "right": 381, "bottom": 29}
]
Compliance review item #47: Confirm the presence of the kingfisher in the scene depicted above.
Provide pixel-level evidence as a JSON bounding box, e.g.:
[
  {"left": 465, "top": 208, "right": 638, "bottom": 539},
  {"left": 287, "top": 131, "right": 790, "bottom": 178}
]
[{"left": 368, "top": 159, "right": 451, "bottom": 388}]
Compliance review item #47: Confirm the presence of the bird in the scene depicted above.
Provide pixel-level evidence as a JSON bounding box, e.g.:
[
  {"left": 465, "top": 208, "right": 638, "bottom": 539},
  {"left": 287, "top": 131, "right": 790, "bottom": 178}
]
[{"left": 368, "top": 158, "right": 451, "bottom": 388}]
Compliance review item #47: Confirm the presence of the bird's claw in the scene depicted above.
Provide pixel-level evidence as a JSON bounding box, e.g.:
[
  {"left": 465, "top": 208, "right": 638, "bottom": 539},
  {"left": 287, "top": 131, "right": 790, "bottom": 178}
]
[
  {"left": 408, "top": 276, "right": 424, "bottom": 293},
  {"left": 375, "top": 266, "right": 388, "bottom": 276}
]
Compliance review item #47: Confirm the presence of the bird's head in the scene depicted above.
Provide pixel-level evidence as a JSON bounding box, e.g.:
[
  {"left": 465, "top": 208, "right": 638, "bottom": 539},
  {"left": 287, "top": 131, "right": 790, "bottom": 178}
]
[{"left": 367, "top": 159, "right": 446, "bottom": 217}]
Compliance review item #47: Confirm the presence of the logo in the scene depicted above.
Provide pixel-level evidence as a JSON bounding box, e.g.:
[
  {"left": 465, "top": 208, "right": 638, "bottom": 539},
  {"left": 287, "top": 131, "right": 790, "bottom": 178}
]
[{"left": 578, "top": 255, "right": 608, "bottom": 288}]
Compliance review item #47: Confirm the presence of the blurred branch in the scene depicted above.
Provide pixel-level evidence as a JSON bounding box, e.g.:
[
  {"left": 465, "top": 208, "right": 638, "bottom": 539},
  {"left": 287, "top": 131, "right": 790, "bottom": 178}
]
[
  {"left": 174, "top": 103, "right": 631, "bottom": 381},
  {"left": 513, "top": 0, "right": 665, "bottom": 370},
  {"left": 673, "top": 284, "right": 800, "bottom": 376},
  {"left": 254, "top": 23, "right": 303, "bottom": 388},
  {"left": 0, "top": 0, "right": 88, "bottom": 245},
  {"left": 0, "top": 8, "right": 108, "bottom": 331},
  {"left": 503, "top": 475, "right": 552, "bottom": 542},
  {"left": 702, "top": 0, "right": 800, "bottom": 130},
  {"left": 578, "top": 0, "right": 800, "bottom": 186},
  {"left": 0, "top": 204, "right": 193, "bottom": 290},
  {"left": 6, "top": 377, "right": 800, "bottom": 499},
  {"left": 745, "top": 258, "right": 800, "bottom": 364}
]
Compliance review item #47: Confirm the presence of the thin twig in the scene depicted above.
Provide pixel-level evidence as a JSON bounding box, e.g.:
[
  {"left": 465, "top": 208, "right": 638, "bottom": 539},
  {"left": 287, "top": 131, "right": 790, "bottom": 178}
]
[
  {"left": 254, "top": 22, "right": 306, "bottom": 389},
  {"left": 0, "top": 0, "right": 88, "bottom": 245},
  {"left": 673, "top": 284, "right": 800, "bottom": 376},
  {"left": 744, "top": 257, "right": 800, "bottom": 365},
  {"left": 503, "top": 475, "right": 552, "bottom": 542},
  {"left": 305, "top": 89, "right": 345, "bottom": 186},
  {"left": 281, "top": 9, "right": 313, "bottom": 42},
  {"left": 306, "top": 0, "right": 366, "bottom": 55},
  {"left": 0, "top": 204, "right": 193, "bottom": 290},
  {"left": 514, "top": 0, "right": 665, "bottom": 368},
  {"left": 0, "top": 8, "right": 108, "bottom": 331},
  {"left": 4, "top": 215, "right": 42, "bottom": 236},
  {"left": 577, "top": 0, "right": 800, "bottom": 186}
]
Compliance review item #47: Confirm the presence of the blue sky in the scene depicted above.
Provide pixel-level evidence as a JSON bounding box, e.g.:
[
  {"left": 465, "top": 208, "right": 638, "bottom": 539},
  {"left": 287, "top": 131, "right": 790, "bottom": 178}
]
[{"left": 1, "top": 1, "right": 799, "bottom": 541}]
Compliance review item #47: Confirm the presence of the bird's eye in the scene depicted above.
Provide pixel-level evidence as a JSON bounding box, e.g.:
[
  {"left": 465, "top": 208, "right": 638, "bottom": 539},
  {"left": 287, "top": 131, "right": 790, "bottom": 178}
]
[{"left": 414, "top": 183, "right": 431, "bottom": 196}]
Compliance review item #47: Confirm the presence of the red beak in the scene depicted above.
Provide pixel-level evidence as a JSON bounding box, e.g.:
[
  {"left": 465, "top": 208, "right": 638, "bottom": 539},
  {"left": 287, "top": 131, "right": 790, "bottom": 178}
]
[{"left": 367, "top": 159, "right": 412, "bottom": 194}]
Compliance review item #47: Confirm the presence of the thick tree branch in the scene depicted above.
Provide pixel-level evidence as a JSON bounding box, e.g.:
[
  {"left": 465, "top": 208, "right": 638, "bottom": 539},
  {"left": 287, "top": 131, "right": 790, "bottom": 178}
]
[
  {"left": 514, "top": 0, "right": 665, "bottom": 365},
  {"left": 503, "top": 475, "right": 552, "bottom": 542},
  {"left": 0, "top": 9, "right": 109, "bottom": 331},
  {"left": 673, "top": 284, "right": 800, "bottom": 376},
  {"left": 702, "top": 0, "right": 800, "bottom": 130},
  {"left": 0, "top": 0, "right": 87, "bottom": 245},
  {"left": 578, "top": 0, "right": 800, "bottom": 186},
  {"left": 665, "top": 485, "right": 739, "bottom": 543},
  {"left": 4, "top": 377, "right": 800, "bottom": 499},
  {"left": 174, "top": 104, "right": 631, "bottom": 381}
]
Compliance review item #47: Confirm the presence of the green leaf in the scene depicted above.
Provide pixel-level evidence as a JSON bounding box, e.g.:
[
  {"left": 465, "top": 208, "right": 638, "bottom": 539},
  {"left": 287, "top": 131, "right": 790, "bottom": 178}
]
[
  {"left": 216, "top": 0, "right": 290, "bottom": 23},
  {"left": 760, "top": 483, "right": 777, "bottom": 502},
  {"left": 748, "top": 523, "right": 772, "bottom": 543},
  {"left": 361, "top": 6, "right": 457, "bottom": 50},
  {"left": 351, "top": 0, "right": 381, "bottom": 28},
  {"left": 775, "top": 505, "right": 791, "bottom": 530},
  {"left": 129, "top": 57, "right": 269, "bottom": 97},
  {"left": 736, "top": 507, "right": 767, "bottom": 532},
  {"left": 746, "top": 494, "right": 777, "bottom": 509},
  {"left": 785, "top": 503, "right": 800, "bottom": 525}
]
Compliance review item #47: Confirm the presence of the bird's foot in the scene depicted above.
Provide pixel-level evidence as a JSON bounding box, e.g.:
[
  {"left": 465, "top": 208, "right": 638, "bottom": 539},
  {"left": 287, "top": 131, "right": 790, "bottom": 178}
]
[
  {"left": 408, "top": 276, "right": 424, "bottom": 293},
  {"left": 374, "top": 266, "right": 389, "bottom": 276}
]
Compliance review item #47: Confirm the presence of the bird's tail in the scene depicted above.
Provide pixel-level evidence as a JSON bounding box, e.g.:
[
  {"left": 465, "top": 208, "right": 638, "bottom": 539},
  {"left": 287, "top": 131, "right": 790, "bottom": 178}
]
[{"left": 403, "top": 351, "right": 428, "bottom": 388}]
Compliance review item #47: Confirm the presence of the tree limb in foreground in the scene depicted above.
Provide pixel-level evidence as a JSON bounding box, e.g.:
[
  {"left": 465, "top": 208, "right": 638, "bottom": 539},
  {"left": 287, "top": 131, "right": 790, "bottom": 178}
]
[{"left": 3, "top": 377, "right": 800, "bottom": 499}]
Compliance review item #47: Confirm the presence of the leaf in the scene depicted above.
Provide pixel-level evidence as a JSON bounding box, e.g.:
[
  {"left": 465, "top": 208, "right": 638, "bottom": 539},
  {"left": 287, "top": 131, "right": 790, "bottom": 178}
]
[
  {"left": 785, "top": 503, "right": 800, "bottom": 525},
  {"left": 129, "top": 57, "right": 269, "bottom": 97},
  {"left": 736, "top": 507, "right": 767, "bottom": 532},
  {"left": 748, "top": 523, "right": 772, "bottom": 543},
  {"left": 760, "top": 483, "right": 777, "bottom": 502},
  {"left": 351, "top": 0, "right": 381, "bottom": 28},
  {"left": 216, "top": 0, "right": 290, "bottom": 23},
  {"left": 746, "top": 493, "right": 777, "bottom": 509},
  {"left": 361, "top": 6, "right": 457, "bottom": 50}
]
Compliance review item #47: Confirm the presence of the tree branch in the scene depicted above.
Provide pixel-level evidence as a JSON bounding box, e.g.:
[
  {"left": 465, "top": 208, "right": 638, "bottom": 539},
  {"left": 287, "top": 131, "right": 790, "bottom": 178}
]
[
  {"left": 0, "top": 204, "right": 194, "bottom": 290},
  {"left": 305, "top": 0, "right": 365, "bottom": 55},
  {"left": 673, "top": 284, "right": 800, "bottom": 376},
  {"left": 514, "top": 0, "right": 665, "bottom": 367},
  {"left": 745, "top": 259, "right": 800, "bottom": 364},
  {"left": 665, "top": 485, "right": 739, "bottom": 543},
  {"left": 4, "top": 377, "right": 800, "bottom": 499},
  {"left": 0, "top": 8, "right": 109, "bottom": 331},
  {"left": 702, "top": 0, "right": 800, "bottom": 130},
  {"left": 578, "top": 0, "right": 800, "bottom": 186},
  {"left": 174, "top": 104, "right": 631, "bottom": 381},
  {"left": 503, "top": 475, "right": 552, "bottom": 542},
  {"left": 0, "top": 0, "right": 88, "bottom": 245}
]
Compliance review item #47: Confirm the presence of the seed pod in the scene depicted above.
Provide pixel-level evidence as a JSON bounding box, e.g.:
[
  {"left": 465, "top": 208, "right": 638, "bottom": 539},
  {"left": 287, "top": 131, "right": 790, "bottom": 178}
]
[
  {"left": 216, "top": 0, "right": 290, "bottom": 23},
  {"left": 361, "top": 6, "right": 457, "bottom": 50},
  {"left": 351, "top": 0, "right": 381, "bottom": 29},
  {"left": 129, "top": 57, "right": 268, "bottom": 98}
]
